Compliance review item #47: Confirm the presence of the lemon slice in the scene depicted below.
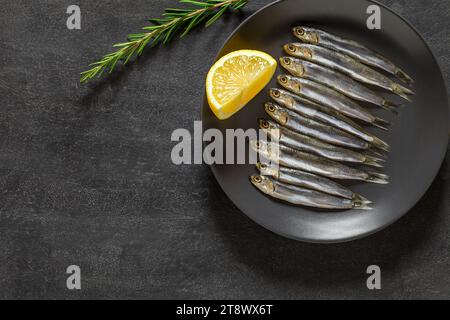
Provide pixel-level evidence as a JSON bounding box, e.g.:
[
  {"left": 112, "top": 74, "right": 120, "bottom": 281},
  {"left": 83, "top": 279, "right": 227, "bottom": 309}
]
[{"left": 206, "top": 50, "right": 277, "bottom": 120}]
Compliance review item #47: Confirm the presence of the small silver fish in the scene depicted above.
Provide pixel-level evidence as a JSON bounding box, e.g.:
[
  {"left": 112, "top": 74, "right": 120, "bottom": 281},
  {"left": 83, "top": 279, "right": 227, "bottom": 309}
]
[
  {"left": 259, "top": 118, "right": 384, "bottom": 167},
  {"left": 276, "top": 75, "right": 391, "bottom": 130},
  {"left": 269, "top": 89, "right": 389, "bottom": 151},
  {"left": 280, "top": 56, "right": 399, "bottom": 112},
  {"left": 292, "top": 26, "right": 414, "bottom": 86},
  {"left": 250, "top": 175, "right": 372, "bottom": 210},
  {"left": 256, "top": 162, "right": 371, "bottom": 203},
  {"left": 264, "top": 101, "right": 370, "bottom": 150},
  {"left": 250, "top": 140, "right": 389, "bottom": 184},
  {"left": 283, "top": 43, "right": 414, "bottom": 101}
]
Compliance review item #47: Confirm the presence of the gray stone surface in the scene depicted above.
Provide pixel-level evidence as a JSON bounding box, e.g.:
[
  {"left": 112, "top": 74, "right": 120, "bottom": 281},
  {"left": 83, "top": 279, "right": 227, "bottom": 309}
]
[{"left": 0, "top": 0, "right": 449, "bottom": 299}]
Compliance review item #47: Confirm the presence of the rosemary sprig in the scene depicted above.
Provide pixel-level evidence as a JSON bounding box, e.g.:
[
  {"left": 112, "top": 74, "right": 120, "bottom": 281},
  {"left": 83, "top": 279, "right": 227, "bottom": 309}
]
[{"left": 80, "top": 0, "right": 248, "bottom": 83}]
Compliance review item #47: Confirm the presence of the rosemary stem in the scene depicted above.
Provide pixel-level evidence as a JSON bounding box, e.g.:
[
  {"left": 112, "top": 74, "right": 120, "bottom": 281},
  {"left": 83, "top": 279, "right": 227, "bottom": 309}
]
[{"left": 80, "top": 0, "right": 247, "bottom": 83}]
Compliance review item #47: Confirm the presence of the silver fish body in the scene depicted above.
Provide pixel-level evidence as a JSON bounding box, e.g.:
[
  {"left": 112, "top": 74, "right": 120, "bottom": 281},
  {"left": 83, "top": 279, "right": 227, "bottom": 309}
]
[
  {"left": 256, "top": 162, "right": 371, "bottom": 203},
  {"left": 270, "top": 88, "right": 368, "bottom": 132},
  {"left": 279, "top": 56, "right": 399, "bottom": 112},
  {"left": 250, "top": 175, "right": 371, "bottom": 210},
  {"left": 264, "top": 102, "right": 370, "bottom": 150},
  {"left": 250, "top": 140, "right": 389, "bottom": 184},
  {"left": 283, "top": 43, "right": 414, "bottom": 100},
  {"left": 259, "top": 118, "right": 383, "bottom": 167},
  {"left": 276, "top": 75, "right": 390, "bottom": 130},
  {"left": 292, "top": 26, "right": 414, "bottom": 85},
  {"left": 269, "top": 89, "right": 389, "bottom": 151}
]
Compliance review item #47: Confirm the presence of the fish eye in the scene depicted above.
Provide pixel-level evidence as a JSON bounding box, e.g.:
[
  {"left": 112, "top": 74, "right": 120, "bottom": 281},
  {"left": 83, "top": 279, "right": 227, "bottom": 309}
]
[
  {"left": 280, "top": 76, "right": 288, "bottom": 84},
  {"left": 295, "top": 28, "right": 305, "bottom": 36},
  {"left": 259, "top": 164, "right": 267, "bottom": 169},
  {"left": 268, "top": 104, "right": 275, "bottom": 112},
  {"left": 283, "top": 58, "right": 291, "bottom": 65},
  {"left": 261, "top": 120, "right": 269, "bottom": 128},
  {"left": 253, "top": 176, "right": 262, "bottom": 183},
  {"left": 288, "top": 45, "right": 296, "bottom": 52},
  {"left": 272, "top": 90, "right": 280, "bottom": 98}
]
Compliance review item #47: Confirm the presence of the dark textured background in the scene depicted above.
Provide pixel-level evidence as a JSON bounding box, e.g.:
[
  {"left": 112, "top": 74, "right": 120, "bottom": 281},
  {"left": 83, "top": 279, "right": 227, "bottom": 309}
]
[{"left": 0, "top": 0, "right": 448, "bottom": 300}]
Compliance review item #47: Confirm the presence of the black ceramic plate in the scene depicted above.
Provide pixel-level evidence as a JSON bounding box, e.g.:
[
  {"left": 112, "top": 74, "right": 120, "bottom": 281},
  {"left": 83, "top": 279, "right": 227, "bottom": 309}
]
[{"left": 202, "top": 0, "right": 449, "bottom": 243}]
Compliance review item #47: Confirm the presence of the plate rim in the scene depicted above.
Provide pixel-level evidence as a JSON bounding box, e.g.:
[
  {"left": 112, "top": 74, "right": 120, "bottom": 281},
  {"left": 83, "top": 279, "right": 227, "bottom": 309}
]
[{"left": 202, "top": 0, "right": 450, "bottom": 243}]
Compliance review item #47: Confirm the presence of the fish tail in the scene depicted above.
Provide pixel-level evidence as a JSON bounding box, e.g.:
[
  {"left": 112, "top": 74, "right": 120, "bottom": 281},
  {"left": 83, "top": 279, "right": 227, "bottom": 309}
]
[
  {"left": 368, "top": 148, "right": 388, "bottom": 159},
  {"left": 353, "top": 200, "right": 373, "bottom": 210},
  {"left": 363, "top": 155, "right": 385, "bottom": 168},
  {"left": 392, "top": 83, "right": 415, "bottom": 101},
  {"left": 383, "top": 99, "right": 401, "bottom": 108},
  {"left": 372, "top": 117, "right": 390, "bottom": 131},
  {"left": 353, "top": 193, "right": 372, "bottom": 205},
  {"left": 395, "top": 69, "right": 414, "bottom": 86},
  {"left": 366, "top": 172, "right": 389, "bottom": 184},
  {"left": 370, "top": 136, "right": 390, "bottom": 152},
  {"left": 381, "top": 100, "right": 400, "bottom": 114},
  {"left": 400, "top": 84, "right": 415, "bottom": 96},
  {"left": 396, "top": 91, "right": 412, "bottom": 102}
]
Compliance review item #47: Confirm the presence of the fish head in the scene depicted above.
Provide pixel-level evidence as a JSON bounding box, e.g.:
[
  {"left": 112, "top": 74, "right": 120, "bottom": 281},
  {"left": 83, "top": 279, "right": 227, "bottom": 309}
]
[
  {"left": 258, "top": 118, "right": 281, "bottom": 140},
  {"left": 250, "top": 140, "right": 280, "bottom": 163},
  {"left": 249, "top": 175, "right": 275, "bottom": 195},
  {"left": 250, "top": 139, "right": 267, "bottom": 154},
  {"left": 264, "top": 101, "right": 288, "bottom": 125},
  {"left": 256, "top": 162, "right": 279, "bottom": 178},
  {"left": 293, "top": 26, "right": 320, "bottom": 44},
  {"left": 269, "top": 88, "right": 296, "bottom": 110},
  {"left": 283, "top": 43, "right": 313, "bottom": 60},
  {"left": 277, "top": 75, "right": 302, "bottom": 95},
  {"left": 280, "top": 57, "right": 305, "bottom": 77}
]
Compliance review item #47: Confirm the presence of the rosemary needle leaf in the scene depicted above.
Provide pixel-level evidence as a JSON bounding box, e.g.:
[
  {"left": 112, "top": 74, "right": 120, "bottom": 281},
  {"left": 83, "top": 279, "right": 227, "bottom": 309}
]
[
  {"left": 180, "top": 0, "right": 212, "bottom": 7},
  {"left": 205, "top": 6, "right": 227, "bottom": 27},
  {"left": 80, "top": 0, "right": 248, "bottom": 83},
  {"left": 181, "top": 13, "right": 205, "bottom": 37}
]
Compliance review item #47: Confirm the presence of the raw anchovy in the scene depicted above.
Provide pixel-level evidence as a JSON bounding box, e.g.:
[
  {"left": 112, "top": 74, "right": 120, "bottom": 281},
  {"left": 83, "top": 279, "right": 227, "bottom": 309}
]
[
  {"left": 270, "top": 88, "right": 364, "bottom": 131},
  {"left": 250, "top": 140, "right": 389, "bottom": 184},
  {"left": 292, "top": 26, "right": 414, "bottom": 85},
  {"left": 259, "top": 118, "right": 383, "bottom": 167},
  {"left": 250, "top": 175, "right": 372, "bottom": 210},
  {"left": 279, "top": 56, "right": 399, "bottom": 112},
  {"left": 256, "top": 162, "right": 371, "bottom": 203},
  {"left": 276, "top": 75, "right": 390, "bottom": 130},
  {"left": 269, "top": 89, "right": 389, "bottom": 151},
  {"left": 264, "top": 102, "right": 370, "bottom": 150},
  {"left": 283, "top": 43, "right": 414, "bottom": 100}
]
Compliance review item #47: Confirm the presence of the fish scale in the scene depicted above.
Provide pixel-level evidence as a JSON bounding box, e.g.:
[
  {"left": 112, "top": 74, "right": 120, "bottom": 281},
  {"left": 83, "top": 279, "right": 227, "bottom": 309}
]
[
  {"left": 292, "top": 26, "right": 414, "bottom": 86},
  {"left": 259, "top": 117, "right": 384, "bottom": 167},
  {"left": 279, "top": 56, "right": 399, "bottom": 113},
  {"left": 276, "top": 75, "right": 391, "bottom": 130},
  {"left": 283, "top": 42, "right": 414, "bottom": 101},
  {"left": 250, "top": 140, "right": 389, "bottom": 184},
  {"left": 250, "top": 175, "right": 372, "bottom": 210}
]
